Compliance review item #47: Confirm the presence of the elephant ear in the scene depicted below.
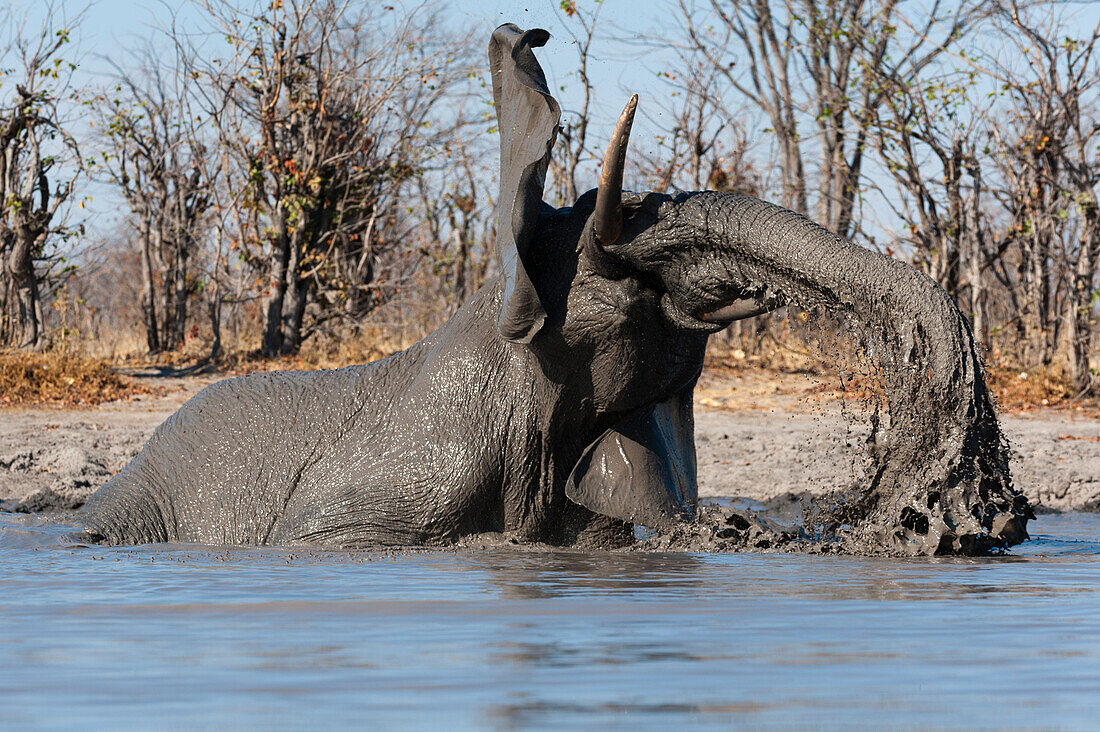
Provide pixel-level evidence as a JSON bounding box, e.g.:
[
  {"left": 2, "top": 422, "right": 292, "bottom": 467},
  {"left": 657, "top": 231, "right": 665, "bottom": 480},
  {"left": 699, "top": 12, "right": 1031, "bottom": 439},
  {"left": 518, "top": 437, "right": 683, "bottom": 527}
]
[
  {"left": 488, "top": 23, "right": 561, "bottom": 344},
  {"left": 565, "top": 388, "right": 699, "bottom": 530}
]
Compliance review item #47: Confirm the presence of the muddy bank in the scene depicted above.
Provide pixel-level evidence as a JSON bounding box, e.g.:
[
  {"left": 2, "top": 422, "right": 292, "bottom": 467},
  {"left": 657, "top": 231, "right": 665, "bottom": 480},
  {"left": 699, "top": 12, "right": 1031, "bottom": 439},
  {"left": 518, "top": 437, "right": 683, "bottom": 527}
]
[
  {"left": 1, "top": 370, "right": 1095, "bottom": 528},
  {"left": 0, "top": 370, "right": 219, "bottom": 513}
]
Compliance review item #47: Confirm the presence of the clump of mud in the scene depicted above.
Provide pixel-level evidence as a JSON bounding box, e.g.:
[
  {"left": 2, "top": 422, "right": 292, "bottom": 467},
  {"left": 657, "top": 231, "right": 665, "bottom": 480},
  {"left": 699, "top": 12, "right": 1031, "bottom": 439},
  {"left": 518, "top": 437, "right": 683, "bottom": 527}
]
[
  {"left": 639, "top": 491, "right": 1028, "bottom": 557},
  {"left": 635, "top": 506, "right": 810, "bottom": 553}
]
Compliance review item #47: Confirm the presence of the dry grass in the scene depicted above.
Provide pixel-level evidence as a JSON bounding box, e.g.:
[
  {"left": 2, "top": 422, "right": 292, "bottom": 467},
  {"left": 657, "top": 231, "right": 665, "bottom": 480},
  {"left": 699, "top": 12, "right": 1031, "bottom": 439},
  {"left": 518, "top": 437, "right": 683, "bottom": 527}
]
[
  {"left": 75, "top": 319, "right": 418, "bottom": 383},
  {"left": 985, "top": 363, "right": 1098, "bottom": 415},
  {"left": 225, "top": 324, "right": 414, "bottom": 374},
  {"left": 25, "top": 292, "right": 1096, "bottom": 415},
  {"left": 0, "top": 349, "right": 149, "bottom": 408}
]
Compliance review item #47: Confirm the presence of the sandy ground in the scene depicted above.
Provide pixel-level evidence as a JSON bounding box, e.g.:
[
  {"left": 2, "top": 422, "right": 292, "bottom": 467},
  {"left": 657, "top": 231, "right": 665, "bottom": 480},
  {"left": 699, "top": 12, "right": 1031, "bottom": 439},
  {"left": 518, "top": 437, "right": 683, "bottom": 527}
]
[{"left": 1, "top": 367, "right": 1097, "bottom": 514}]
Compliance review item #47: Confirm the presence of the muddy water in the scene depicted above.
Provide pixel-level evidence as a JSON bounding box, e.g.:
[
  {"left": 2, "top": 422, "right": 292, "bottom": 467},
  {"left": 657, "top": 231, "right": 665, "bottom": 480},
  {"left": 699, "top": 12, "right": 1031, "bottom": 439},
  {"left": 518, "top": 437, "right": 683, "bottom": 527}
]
[{"left": 2, "top": 512, "right": 1099, "bottom": 728}]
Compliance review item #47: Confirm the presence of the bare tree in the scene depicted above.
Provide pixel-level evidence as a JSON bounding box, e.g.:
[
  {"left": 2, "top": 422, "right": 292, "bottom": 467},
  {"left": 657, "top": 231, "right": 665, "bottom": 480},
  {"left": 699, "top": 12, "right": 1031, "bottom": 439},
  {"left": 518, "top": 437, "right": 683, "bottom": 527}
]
[
  {"left": 869, "top": 53, "right": 995, "bottom": 347},
  {"left": 97, "top": 45, "right": 214, "bottom": 353},
  {"left": 0, "top": 4, "right": 83, "bottom": 349},
  {"left": 545, "top": 0, "right": 607, "bottom": 206},
  {"left": 642, "top": 31, "right": 760, "bottom": 196},
  {"left": 417, "top": 136, "right": 496, "bottom": 311},
  {"left": 674, "top": 0, "right": 980, "bottom": 240},
  {"left": 673, "top": 0, "right": 805, "bottom": 213},
  {"left": 184, "top": 0, "right": 473, "bottom": 357},
  {"left": 984, "top": 1, "right": 1100, "bottom": 392}
]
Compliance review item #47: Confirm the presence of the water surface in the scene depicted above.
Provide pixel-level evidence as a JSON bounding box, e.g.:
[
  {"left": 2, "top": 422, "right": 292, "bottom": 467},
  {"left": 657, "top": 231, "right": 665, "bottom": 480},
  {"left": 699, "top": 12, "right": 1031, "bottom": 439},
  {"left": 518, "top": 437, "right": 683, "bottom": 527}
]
[{"left": 2, "top": 512, "right": 1099, "bottom": 728}]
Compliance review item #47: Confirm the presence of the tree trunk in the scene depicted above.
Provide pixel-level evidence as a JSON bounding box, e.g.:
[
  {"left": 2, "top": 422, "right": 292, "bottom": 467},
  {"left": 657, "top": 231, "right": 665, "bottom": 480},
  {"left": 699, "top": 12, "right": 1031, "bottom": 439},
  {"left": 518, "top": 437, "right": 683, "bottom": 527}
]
[
  {"left": 207, "top": 279, "right": 222, "bottom": 361},
  {"left": 965, "top": 163, "right": 986, "bottom": 351},
  {"left": 0, "top": 275, "right": 9, "bottom": 345},
  {"left": 1069, "top": 208, "right": 1099, "bottom": 395},
  {"left": 966, "top": 224, "right": 985, "bottom": 353},
  {"left": 169, "top": 246, "right": 189, "bottom": 350},
  {"left": 261, "top": 229, "right": 291, "bottom": 358},
  {"left": 281, "top": 238, "right": 308, "bottom": 356},
  {"left": 453, "top": 227, "right": 469, "bottom": 302},
  {"left": 140, "top": 222, "right": 161, "bottom": 354},
  {"left": 1067, "top": 291, "right": 1095, "bottom": 397},
  {"left": 159, "top": 267, "right": 177, "bottom": 351},
  {"left": 7, "top": 232, "right": 42, "bottom": 349},
  {"left": 0, "top": 230, "right": 13, "bottom": 346}
]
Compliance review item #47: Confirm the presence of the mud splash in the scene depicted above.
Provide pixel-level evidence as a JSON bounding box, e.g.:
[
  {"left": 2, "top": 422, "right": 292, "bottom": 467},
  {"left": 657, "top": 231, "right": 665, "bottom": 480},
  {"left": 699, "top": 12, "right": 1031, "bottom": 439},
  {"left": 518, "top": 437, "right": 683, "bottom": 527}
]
[
  {"left": 636, "top": 505, "right": 808, "bottom": 554},
  {"left": 675, "top": 193, "right": 1034, "bottom": 556},
  {"left": 637, "top": 501, "right": 1017, "bottom": 557},
  {"left": 801, "top": 278, "right": 1033, "bottom": 556}
]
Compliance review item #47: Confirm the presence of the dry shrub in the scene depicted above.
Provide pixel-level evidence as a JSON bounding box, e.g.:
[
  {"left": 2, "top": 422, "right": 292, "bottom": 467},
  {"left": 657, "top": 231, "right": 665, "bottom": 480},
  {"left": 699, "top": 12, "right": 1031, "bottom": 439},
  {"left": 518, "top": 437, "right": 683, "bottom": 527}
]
[
  {"left": 0, "top": 349, "right": 148, "bottom": 408},
  {"left": 704, "top": 310, "right": 884, "bottom": 393},
  {"left": 295, "top": 324, "right": 415, "bottom": 368},
  {"left": 705, "top": 338, "right": 823, "bottom": 375},
  {"left": 700, "top": 349, "right": 884, "bottom": 413},
  {"left": 986, "top": 364, "right": 1076, "bottom": 409}
]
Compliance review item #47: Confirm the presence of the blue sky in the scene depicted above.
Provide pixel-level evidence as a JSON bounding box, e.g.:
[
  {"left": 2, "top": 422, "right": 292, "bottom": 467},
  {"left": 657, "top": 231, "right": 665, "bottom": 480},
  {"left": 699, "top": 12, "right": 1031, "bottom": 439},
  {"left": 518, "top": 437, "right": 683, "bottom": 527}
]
[{"left": 72, "top": 0, "right": 673, "bottom": 130}]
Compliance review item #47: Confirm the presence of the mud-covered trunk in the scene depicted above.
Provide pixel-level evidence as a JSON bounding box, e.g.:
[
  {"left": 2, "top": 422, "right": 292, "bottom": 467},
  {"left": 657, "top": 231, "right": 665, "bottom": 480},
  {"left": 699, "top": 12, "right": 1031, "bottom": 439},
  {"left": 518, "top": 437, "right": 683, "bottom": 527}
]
[{"left": 664, "top": 192, "right": 1032, "bottom": 556}]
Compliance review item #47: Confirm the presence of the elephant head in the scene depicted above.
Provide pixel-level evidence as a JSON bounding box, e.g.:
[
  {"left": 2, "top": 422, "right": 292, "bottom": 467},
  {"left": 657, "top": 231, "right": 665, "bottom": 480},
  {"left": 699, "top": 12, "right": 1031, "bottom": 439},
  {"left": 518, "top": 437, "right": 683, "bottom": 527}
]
[{"left": 487, "top": 24, "right": 1030, "bottom": 554}]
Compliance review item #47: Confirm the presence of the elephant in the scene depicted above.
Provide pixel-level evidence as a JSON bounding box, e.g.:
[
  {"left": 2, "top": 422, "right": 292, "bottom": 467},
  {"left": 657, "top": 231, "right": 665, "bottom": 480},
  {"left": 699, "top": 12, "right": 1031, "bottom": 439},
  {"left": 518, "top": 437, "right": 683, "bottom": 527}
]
[{"left": 80, "top": 23, "right": 1030, "bottom": 555}]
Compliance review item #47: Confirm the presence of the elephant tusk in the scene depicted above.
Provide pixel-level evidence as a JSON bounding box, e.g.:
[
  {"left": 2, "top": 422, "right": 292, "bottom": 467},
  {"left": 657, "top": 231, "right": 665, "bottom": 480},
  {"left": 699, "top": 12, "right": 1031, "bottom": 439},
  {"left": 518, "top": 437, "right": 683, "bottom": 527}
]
[
  {"left": 699, "top": 298, "right": 781, "bottom": 323},
  {"left": 593, "top": 94, "right": 638, "bottom": 245}
]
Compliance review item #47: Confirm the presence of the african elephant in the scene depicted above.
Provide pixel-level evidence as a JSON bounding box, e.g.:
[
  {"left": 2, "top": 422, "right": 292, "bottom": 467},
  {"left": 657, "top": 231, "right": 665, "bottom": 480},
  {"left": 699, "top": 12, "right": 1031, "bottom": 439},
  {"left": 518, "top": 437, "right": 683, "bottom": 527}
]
[{"left": 80, "top": 24, "right": 1030, "bottom": 555}]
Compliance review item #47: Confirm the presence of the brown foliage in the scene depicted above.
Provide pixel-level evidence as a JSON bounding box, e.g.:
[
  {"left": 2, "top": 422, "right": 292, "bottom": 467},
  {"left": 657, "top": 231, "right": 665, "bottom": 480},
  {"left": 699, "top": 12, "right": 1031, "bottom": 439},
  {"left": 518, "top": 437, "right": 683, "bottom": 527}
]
[
  {"left": 0, "top": 349, "right": 147, "bottom": 408},
  {"left": 986, "top": 364, "right": 1079, "bottom": 411},
  {"left": 211, "top": 323, "right": 411, "bottom": 375}
]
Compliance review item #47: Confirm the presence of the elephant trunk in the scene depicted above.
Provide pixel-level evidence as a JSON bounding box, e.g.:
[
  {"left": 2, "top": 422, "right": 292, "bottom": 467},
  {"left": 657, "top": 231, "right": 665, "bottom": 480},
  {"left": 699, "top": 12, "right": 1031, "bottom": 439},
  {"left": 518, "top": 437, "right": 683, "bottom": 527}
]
[{"left": 657, "top": 191, "right": 1030, "bottom": 555}]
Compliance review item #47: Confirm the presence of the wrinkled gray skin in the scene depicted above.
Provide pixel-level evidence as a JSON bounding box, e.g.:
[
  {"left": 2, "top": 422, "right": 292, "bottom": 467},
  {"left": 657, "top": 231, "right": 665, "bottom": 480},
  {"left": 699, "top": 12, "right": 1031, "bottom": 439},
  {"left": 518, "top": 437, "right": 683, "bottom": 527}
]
[{"left": 81, "top": 24, "right": 1030, "bottom": 555}]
